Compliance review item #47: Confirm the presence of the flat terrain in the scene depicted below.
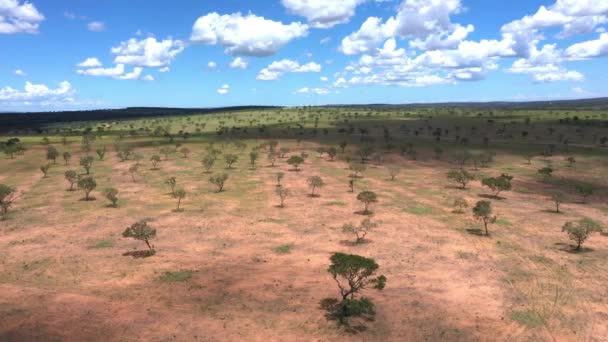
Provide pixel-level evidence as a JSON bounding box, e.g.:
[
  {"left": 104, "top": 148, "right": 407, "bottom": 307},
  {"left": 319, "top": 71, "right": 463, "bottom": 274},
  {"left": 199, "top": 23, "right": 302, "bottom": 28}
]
[{"left": 1, "top": 107, "right": 607, "bottom": 341}]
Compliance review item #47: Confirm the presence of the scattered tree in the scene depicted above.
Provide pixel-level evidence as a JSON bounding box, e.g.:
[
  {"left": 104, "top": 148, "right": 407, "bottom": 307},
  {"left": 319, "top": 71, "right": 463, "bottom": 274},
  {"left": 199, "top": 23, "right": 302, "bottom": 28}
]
[
  {"left": 349, "top": 162, "right": 366, "bottom": 178},
  {"left": 123, "top": 220, "right": 156, "bottom": 255},
  {"left": 173, "top": 188, "right": 186, "bottom": 212},
  {"left": 452, "top": 197, "right": 468, "bottom": 213},
  {"left": 46, "top": 145, "right": 59, "bottom": 164},
  {"left": 80, "top": 156, "right": 94, "bottom": 174},
  {"left": 562, "top": 218, "right": 604, "bottom": 251},
  {"left": 286, "top": 155, "right": 304, "bottom": 171},
  {"left": 209, "top": 173, "right": 228, "bottom": 192},
  {"left": 307, "top": 176, "right": 325, "bottom": 197},
  {"left": 388, "top": 165, "right": 400, "bottom": 181},
  {"left": 104, "top": 188, "right": 119, "bottom": 207},
  {"left": 249, "top": 151, "right": 259, "bottom": 169},
  {"left": 342, "top": 218, "right": 377, "bottom": 244},
  {"left": 538, "top": 167, "right": 553, "bottom": 181},
  {"left": 40, "top": 164, "right": 50, "bottom": 178},
  {"left": 224, "top": 154, "right": 238, "bottom": 169},
  {"left": 78, "top": 176, "right": 97, "bottom": 201},
  {"left": 550, "top": 192, "right": 564, "bottom": 213},
  {"left": 128, "top": 164, "right": 139, "bottom": 182},
  {"left": 276, "top": 187, "right": 289, "bottom": 208},
  {"left": 0, "top": 184, "right": 17, "bottom": 220},
  {"left": 566, "top": 156, "right": 576, "bottom": 167},
  {"left": 472, "top": 200, "right": 496, "bottom": 236},
  {"left": 165, "top": 177, "right": 177, "bottom": 196},
  {"left": 179, "top": 147, "right": 191, "bottom": 158},
  {"left": 357, "top": 191, "right": 378, "bottom": 214},
  {"left": 575, "top": 183, "right": 594, "bottom": 204},
  {"left": 63, "top": 151, "right": 72, "bottom": 165},
  {"left": 64, "top": 170, "right": 77, "bottom": 191},
  {"left": 447, "top": 169, "right": 474, "bottom": 189},
  {"left": 276, "top": 172, "right": 285, "bottom": 187},
  {"left": 201, "top": 155, "right": 215, "bottom": 173},
  {"left": 481, "top": 174, "right": 513, "bottom": 198},
  {"left": 150, "top": 155, "right": 162, "bottom": 170},
  {"left": 96, "top": 147, "right": 106, "bottom": 160}
]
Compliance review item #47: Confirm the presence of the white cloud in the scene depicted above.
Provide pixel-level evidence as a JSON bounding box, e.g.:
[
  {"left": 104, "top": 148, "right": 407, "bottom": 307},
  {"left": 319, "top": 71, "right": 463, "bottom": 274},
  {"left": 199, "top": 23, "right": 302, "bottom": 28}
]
[
  {"left": 339, "top": 16, "right": 397, "bottom": 55},
  {"left": 0, "top": 81, "right": 74, "bottom": 102},
  {"left": 320, "top": 37, "right": 332, "bottom": 44},
  {"left": 320, "top": 76, "right": 328, "bottom": 81},
  {"left": 76, "top": 63, "right": 146, "bottom": 81},
  {"left": 565, "top": 32, "right": 608, "bottom": 59},
  {"left": 143, "top": 74, "right": 155, "bottom": 81},
  {"left": 159, "top": 66, "right": 170, "bottom": 72},
  {"left": 256, "top": 59, "right": 321, "bottom": 81},
  {"left": 87, "top": 21, "right": 106, "bottom": 32},
  {"left": 76, "top": 57, "right": 103, "bottom": 68},
  {"left": 217, "top": 84, "right": 230, "bottom": 95},
  {"left": 281, "top": 0, "right": 365, "bottom": 28},
  {"left": 207, "top": 61, "right": 217, "bottom": 68},
  {"left": 229, "top": 57, "right": 248, "bottom": 69},
  {"left": 295, "top": 87, "right": 331, "bottom": 95},
  {"left": 0, "top": 0, "right": 45, "bottom": 34},
  {"left": 533, "top": 70, "right": 584, "bottom": 82},
  {"left": 14, "top": 69, "right": 26, "bottom": 76},
  {"left": 190, "top": 12, "right": 308, "bottom": 56},
  {"left": 117, "top": 67, "right": 143, "bottom": 80},
  {"left": 111, "top": 37, "right": 185, "bottom": 68}
]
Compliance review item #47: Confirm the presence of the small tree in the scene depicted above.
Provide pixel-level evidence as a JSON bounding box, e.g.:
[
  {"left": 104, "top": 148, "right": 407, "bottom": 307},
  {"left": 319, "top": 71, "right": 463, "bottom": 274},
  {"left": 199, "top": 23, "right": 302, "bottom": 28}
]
[
  {"left": 210, "top": 174, "right": 228, "bottom": 192},
  {"left": 550, "top": 192, "right": 564, "bottom": 213},
  {"left": 78, "top": 176, "right": 97, "bottom": 201},
  {"left": 47, "top": 145, "right": 59, "bottom": 164},
  {"left": 202, "top": 155, "right": 215, "bottom": 173},
  {"left": 128, "top": 164, "right": 139, "bottom": 182},
  {"left": 307, "top": 176, "right": 325, "bottom": 197},
  {"left": 388, "top": 165, "right": 400, "bottom": 181},
  {"left": 481, "top": 174, "right": 513, "bottom": 198},
  {"left": 173, "top": 188, "right": 186, "bottom": 212},
  {"left": 276, "top": 172, "right": 285, "bottom": 187},
  {"left": 267, "top": 151, "right": 278, "bottom": 166},
  {"left": 342, "top": 218, "right": 377, "bottom": 244},
  {"left": 538, "top": 167, "right": 553, "bottom": 181},
  {"left": 327, "top": 253, "right": 386, "bottom": 321},
  {"left": 447, "top": 169, "right": 474, "bottom": 189},
  {"left": 0, "top": 184, "right": 17, "bottom": 220},
  {"left": 224, "top": 154, "right": 238, "bottom": 169},
  {"left": 472, "top": 200, "right": 496, "bottom": 236},
  {"left": 40, "top": 164, "right": 50, "bottom": 178},
  {"left": 327, "top": 147, "right": 338, "bottom": 161},
  {"left": 64, "top": 170, "right": 78, "bottom": 191},
  {"left": 575, "top": 183, "right": 594, "bottom": 204},
  {"left": 104, "top": 188, "right": 119, "bottom": 207},
  {"left": 562, "top": 218, "right": 604, "bottom": 251},
  {"left": 96, "top": 147, "right": 106, "bottom": 160},
  {"left": 150, "top": 154, "right": 161, "bottom": 170},
  {"left": 179, "top": 147, "right": 191, "bottom": 158},
  {"left": 287, "top": 155, "right": 304, "bottom": 171},
  {"left": 452, "top": 197, "right": 468, "bottom": 213},
  {"left": 165, "top": 177, "right": 177, "bottom": 196},
  {"left": 522, "top": 152, "right": 534, "bottom": 165},
  {"left": 249, "top": 151, "right": 259, "bottom": 169},
  {"left": 348, "top": 163, "right": 366, "bottom": 178},
  {"left": 276, "top": 187, "right": 289, "bottom": 208},
  {"left": 566, "top": 156, "right": 576, "bottom": 167},
  {"left": 63, "top": 151, "right": 72, "bottom": 165},
  {"left": 357, "top": 191, "right": 377, "bottom": 214},
  {"left": 348, "top": 179, "right": 356, "bottom": 193},
  {"left": 339, "top": 141, "right": 348, "bottom": 153},
  {"left": 80, "top": 156, "right": 94, "bottom": 175},
  {"left": 123, "top": 220, "right": 156, "bottom": 255}
]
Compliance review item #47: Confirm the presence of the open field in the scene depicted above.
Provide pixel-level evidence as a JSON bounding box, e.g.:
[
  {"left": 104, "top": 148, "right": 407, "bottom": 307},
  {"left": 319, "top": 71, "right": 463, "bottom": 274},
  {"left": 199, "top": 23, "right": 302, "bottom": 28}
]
[{"left": 1, "top": 106, "right": 608, "bottom": 341}]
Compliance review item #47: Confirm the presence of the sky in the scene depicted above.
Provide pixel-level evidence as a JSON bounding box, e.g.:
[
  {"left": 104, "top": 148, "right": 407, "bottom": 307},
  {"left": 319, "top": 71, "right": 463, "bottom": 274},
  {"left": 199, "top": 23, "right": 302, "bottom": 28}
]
[{"left": 0, "top": 0, "right": 607, "bottom": 111}]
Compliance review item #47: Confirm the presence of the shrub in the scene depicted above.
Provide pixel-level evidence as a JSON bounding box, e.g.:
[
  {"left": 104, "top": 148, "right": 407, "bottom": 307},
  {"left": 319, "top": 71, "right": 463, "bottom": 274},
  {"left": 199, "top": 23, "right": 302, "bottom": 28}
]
[
  {"left": 64, "top": 170, "right": 78, "bottom": 191},
  {"left": 96, "top": 147, "right": 106, "bottom": 160},
  {"left": 47, "top": 145, "right": 59, "bottom": 163},
  {"left": 267, "top": 151, "right": 278, "bottom": 166},
  {"left": 173, "top": 188, "right": 186, "bottom": 211},
  {"left": 128, "top": 164, "right": 139, "bottom": 182},
  {"left": 327, "top": 147, "right": 338, "bottom": 161},
  {"left": 276, "top": 187, "right": 289, "bottom": 208},
  {"left": 165, "top": 177, "right": 177, "bottom": 196},
  {"left": 453, "top": 197, "right": 468, "bottom": 213},
  {"left": 472, "top": 200, "right": 496, "bottom": 236},
  {"left": 575, "top": 183, "right": 594, "bottom": 204},
  {"left": 123, "top": 220, "right": 156, "bottom": 254},
  {"left": 224, "top": 154, "right": 238, "bottom": 169},
  {"left": 348, "top": 163, "right": 366, "bottom": 178},
  {"left": 78, "top": 176, "right": 97, "bottom": 201},
  {"left": 307, "top": 176, "right": 325, "bottom": 197},
  {"left": 342, "top": 218, "right": 377, "bottom": 244},
  {"left": 209, "top": 173, "right": 228, "bottom": 192},
  {"left": 104, "top": 188, "right": 119, "bottom": 207},
  {"left": 550, "top": 192, "right": 564, "bottom": 213},
  {"left": 40, "top": 164, "right": 50, "bottom": 178},
  {"left": 286, "top": 155, "right": 304, "bottom": 171},
  {"left": 447, "top": 169, "right": 474, "bottom": 189},
  {"left": 179, "top": 147, "right": 191, "bottom": 158},
  {"left": 0, "top": 184, "right": 17, "bottom": 220},
  {"left": 276, "top": 172, "right": 285, "bottom": 187},
  {"left": 63, "top": 151, "right": 72, "bottom": 165},
  {"left": 348, "top": 179, "right": 356, "bottom": 193},
  {"left": 150, "top": 154, "right": 161, "bottom": 169},
  {"left": 249, "top": 151, "right": 259, "bottom": 169},
  {"left": 80, "top": 156, "right": 94, "bottom": 174},
  {"left": 538, "top": 167, "right": 553, "bottom": 180},
  {"left": 481, "top": 174, "right": 513, "bottom": 198},
  {"left": 201, "top": 155, "right": 215, "bottom": 173},
  {"left": 357, "top": 191, "right": 377, "bottom": 214},
  {"left": 562, "top": 218, "right": 604, "bottom": 251}
]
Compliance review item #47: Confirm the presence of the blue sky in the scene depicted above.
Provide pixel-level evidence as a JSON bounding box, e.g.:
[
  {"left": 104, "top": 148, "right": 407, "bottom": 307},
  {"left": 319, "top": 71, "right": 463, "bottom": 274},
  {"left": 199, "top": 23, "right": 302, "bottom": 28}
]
[{"left": 1, "top": 0, "right": 607, "bottom": 111}]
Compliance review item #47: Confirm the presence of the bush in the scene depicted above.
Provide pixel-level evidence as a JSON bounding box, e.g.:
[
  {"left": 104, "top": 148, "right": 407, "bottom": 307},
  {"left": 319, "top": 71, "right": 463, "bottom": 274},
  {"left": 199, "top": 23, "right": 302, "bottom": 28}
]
[
  {"left": 249, "top": 151, "right": 259, "bottom": 169},
  {"left": 179, "top": 147, "right": 191, "bottom": 158},
  {"left": 123, "top": 220, "right": 156, "bottom": 254},
  {"left": 0, "top": 184, "right": 17, "bottom": 220},
  {"left": 550, "top": 192, "right": 564, "bottom": 213},
  {"left": 150, "top": 154, "right": 161, "bottom": 169},
  {"left": 173, "top": 188, "right": 186, "bottom": 211},
  {"left": 96, "top": 147, "right": 106, "bottom": 160},
  {"left": 128, "top": 164, "right": 139, "bottom": 182},
  {"left": 307, "top": 176, "right": 325, "bottom": 197},
  {"left": 78, "top": 176, "right": 97, "bottom": 201},
  {"left": 575, "top": 183, "right": 595, "bottom": 204},
  {"left": 64, "top": 170, "right": 78, "bottom": 191},
  {"left": 388, "top": 165, "right": 400, "bottom": 180},
  {"left": 286, "top": 155, "right": 304, "bottom": 171},
  {"left": 453, "top": 197, "right": 468, "bottom": 213},
  {"left": 62, "top": 151, "right": 72, "bottom": 165},
  {"left": 538, "top": 167, "right": 553, "bottom": 180},
  {"left": 357, "top": 191, "right": 377, "bottom": 214},
  {"left": 342, "top": 218, "right": 377, "bottom": 244},
  {"left": 80, "top": 156, "right": 94, "bottom": 174},
  {"left": 224, "top": 154, "right": 238, "bottom": 169},
  {"left": 46, "top": 145, "right": 59, "bottom": 163},
  {"left": 473, "top": 200, "right": 496, "bottom": 236},
  {"left": 348, "top": 163, "right": 366, "bottom": 178},
  {"left": 201, "top": 155, "right": 215, "bottom": 173},
  {"left": 562, "top": 218, "right": 604, "bottom": 251},
  {"left": 40, "top": 164, "right": 50, "bottom": 178},
  {"left": 447, "top": 169, "right": 474, "bottom": 189},
  {"left": 481, "top": 174, "right": 513, "bottom": 198},
  {"left": 209, "top": 174, "right": 228, "bottom": 192},
  {"left": 276, "top": 187, "right": 289, "bottom": 208},
  {"left": 104, "top": 188, "right": 119, "bottom": 207},
  {"left": 165, "top": 177, "right": 177, "bottom": 196}
]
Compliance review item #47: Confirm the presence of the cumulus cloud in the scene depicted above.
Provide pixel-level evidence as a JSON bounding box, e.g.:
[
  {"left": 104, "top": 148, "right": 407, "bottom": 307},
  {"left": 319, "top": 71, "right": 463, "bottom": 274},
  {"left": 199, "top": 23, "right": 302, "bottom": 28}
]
[
  {"left": 229, "top": 57, "right": 248, "bottom": 69},
  {"left": 76, "top": 63, "right": 148, "bottom": 81},
  {"left": 256, "top": 59, "right": 321, "bottom": 81},
  {"left": 111, "top": 37, "right": 185, "bottom": 68},
  {"left": 217, "top": 84, "right": 230, "bottom": 95},
  {"left": 87, "top": 21, "right": 106, "bottom": 32},
  {"left": 0, "top": 81, "right": 74, "bottom": 102},
  {"left": 207, "top": 61, "right": 217, "bottom": 68},
  {"left": 281, "top": 0, "right": 365, "bottom": 28},
  {"left": 565, "top": 32, "right": 608, "bottom": 59},
  {"left": 0, "top": 0, "right": 44, "bottom": 34},
  {"left": 190, "top": 12, "right": 308, "bottom": 56},
  {"left": 14, "top": 69, "right": 26, "bottom": 76},
  {"left": 76, "top": 57, "right": 103, "bottom": 68},
  {"left": 295, "top": 87, "right": 331, "bottom": 95}
]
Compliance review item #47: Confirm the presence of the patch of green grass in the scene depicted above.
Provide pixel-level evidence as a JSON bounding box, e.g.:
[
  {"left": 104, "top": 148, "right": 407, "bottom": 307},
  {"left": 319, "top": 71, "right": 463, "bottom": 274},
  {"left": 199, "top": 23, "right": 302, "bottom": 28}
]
[
  {"left": 323, "top": 201, "right": 346, "bottom": 206},
  {"left": 509, "top": 310, "right": 544, "bottom": 328},
  {"left": 529, "top": 254, "right": 554, "bottom": 265},
  {"left": 403, "top": 205, "right": 435, "bottom": 216},
  {"left": 496, "top": 218, "right": 512, "bottom": 226},
  {"left": 274, "top": 243, "right": 294, "bottom": 254},
  {"left": 514, "top": 188, "right": 534, "bottom": 194},
  {"left": 159, "top": 270, "right": 193, "bottom": 282},
  {"left": 89, "top": 240, "right": 114, "bottom": 249}
]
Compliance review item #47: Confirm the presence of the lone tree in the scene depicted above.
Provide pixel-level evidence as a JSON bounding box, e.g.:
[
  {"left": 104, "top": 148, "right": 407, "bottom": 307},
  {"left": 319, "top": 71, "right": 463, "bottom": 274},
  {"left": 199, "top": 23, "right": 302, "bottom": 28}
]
[
  {"left": 472, "top": 200, "right": 496, "bottom": 236},
  {"left": 276, "top": 172, "right": 285, "bottom": 187},
  {"left": 327, "top": 253, "right": 387, "bottom": 322},
  {"left": 0, "top": 184, "right": 17, "bottom": 220},
  {"left": 307, "top": 176, "right": 325, "bottom": 197},
  {"left": 538, "top": 167, "right": 553, "bottom": 181},
  {"left": 179, "top": 147, "right": 191, "bottom": 158},
  {"left": 447, "top": 169, "right": 474, "bottom": 189},
  {"left": 150, "top": 154, "right": 161, "bottom": 170},
  {"left": 327, "top": 147, "right": 338, "bottom": 161},
  {"left": 348, "top": 163, "right": 366, "bottom": 178},
  {"left": 224, "top": 154, "right": 238, "bottom": 169},
  {"left": 348, "top": 179, "right": 356, "bottom": 193},
  {"left": 63, "top": 151, "right": 72, "bottom": 165},
  {"left": 286, "top": 155, "right": 304, "bottom": 171},
  {"left": 165, "top": 177, "right": 177, "bottom": 196},
  {"left": 481, "top": 174, "right": 513, "bottom": 198},
  {"left": 357, "top": 191, "right": 377, "bottom": 214},
  {"left": 575, "top": 183, "right": 594, "bottom": 204},
  {"left": 123, "top": 220, "right": 156, "bottom": 255},
  {"left": 210, "top": 174, "right": 228, "bottom": 192},
  {"left": 562, "top": 218, "right": 604, "bottom": 251},
  {"left": 452, "top": 197, "right": 468, "bottom": 213},
  {"left": 103, "top": 188, "right": 119, "bottom": 207},
  {"left": 388, "top": 165, "right": 400, "bottom": 181},
  {"left": 276, "top": 187, "right": 289, "bottom": 208},
  {"left": 249, "top": 151, "right": 259, "bottom": 169},
  {"left": 80, "top": 156, "right": 94, "bottom": 175},
  {"left": 201, "top": 155, "right": 215, "bottom": 173},
  {"left": 342, "top": 218, "right": 377, "bottom": 244},
  {"left": 96, "top": 147, "right": 106, "bottom": 160},
  {"left": 550, "top": 192, "right": 564, "bottom": 213},
  {"left": 128, "top": 164, "right": 139, "bottom": 182},
  {"left": 173, "top": 188, "right": 186, "bottom": 212},
  {"left": 566, "top": 156, "right": 576, "bottom": 167},
  {"left": 78, "top": 176, "right": 97, "bottom": 201},
  {"left": 46, "top": 145, "right": 59, "bottom": 164},
  {"left": 40, "top": 164, "right": 50, "bottom": 178},
  {"left": 64, "top": 170, "right": 78, "bottom": 191}
]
